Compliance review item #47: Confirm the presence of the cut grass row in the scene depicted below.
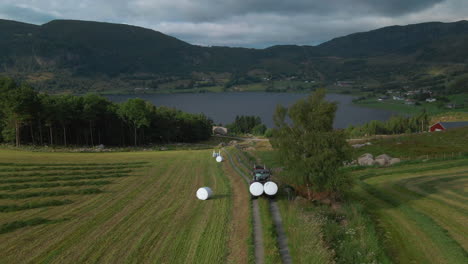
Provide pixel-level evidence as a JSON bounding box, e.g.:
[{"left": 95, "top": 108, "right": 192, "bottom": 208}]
[
  {"left": 0, "top": 200, "right": 73, "bottom": 212},
  {"left": 0, "top": 164, "right": 145, "bottom": 173},
  {"left": 0, "top": 218, "right": 62, "bottom": 234},
  {"left": 0, "top": 173, "right": 129, "bottom": 184},
  {"left": 257, "top": 198, "right": 282, "bottom": 264},
  {"left": 0, "top": 169, "right": 132, "bottom": 178},
  {"left": 0, "top": 188, "right": 103, "bottom": 199},
  {"left": 353, "top": 157, "right": 468, "bottom": 263},
  {"left": 0, "top": 149, "right": 233, "bottom": 263},
  {"left": 0, "top": 180, "right": 111, "bottom": 191},
  {"left": 0, "top": 161, "right": 148, "bottom": 167}
]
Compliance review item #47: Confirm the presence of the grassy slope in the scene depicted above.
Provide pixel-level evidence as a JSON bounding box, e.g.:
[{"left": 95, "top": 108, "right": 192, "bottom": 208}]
[
  {"left": 352, "top": 158, "right": 468, "bottom": 264},
  {"left": 221, "top": 149, "right": 253, "bottom": 264},
  {"left": 0, "top": 149, "right": 231, "bottom": 263},
  {"left": 354, "top": 126, "right": 468, "bottom": 159},
  {"left": 276, "top": 199, "right": 334, "bottom": 264}
]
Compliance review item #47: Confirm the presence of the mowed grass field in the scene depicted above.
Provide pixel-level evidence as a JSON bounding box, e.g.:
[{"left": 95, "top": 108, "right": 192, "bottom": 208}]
[
  {"left": 353, "top": 157, "right": 468, "bottom": 264},
  {"left": 0, "top": 149, "right": 232, "bottom": 263}
]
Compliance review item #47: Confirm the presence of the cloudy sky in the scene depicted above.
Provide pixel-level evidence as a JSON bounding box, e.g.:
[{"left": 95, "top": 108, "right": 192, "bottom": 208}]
[{"left": 1, "top": 0, "right": 467, "bottom": 48}]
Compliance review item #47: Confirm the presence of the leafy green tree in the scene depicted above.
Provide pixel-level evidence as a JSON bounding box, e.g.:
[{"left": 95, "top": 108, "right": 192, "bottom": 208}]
[
  {"left": 227, "top": 115, "right": 263, "bottom": 135},
  {"left": 38, "top": 94, "right": 58, "bottom": 145},
  {"left": 82, "top": 94, "right": 111, "bottom": 146},
  {"left": 55, "top": 95, "right": 83, "bottom": 146},
  {"left": 252, "top": 124, "right": 267, "bottom": 136},
  {"left": 118, "top": 98, "right": 151, "bottom": 146},
  {"left": 0, "top": 81, "right": 38, "bottom": 146},
  {"left": 271, "top": 89, "right": 352, "bottom": 198}
]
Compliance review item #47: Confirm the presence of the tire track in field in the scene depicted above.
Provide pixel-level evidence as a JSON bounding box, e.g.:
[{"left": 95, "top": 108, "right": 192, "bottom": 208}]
[
  {"left": 229, "top": 149, "right": 292, "bottom": 264},
  {"left": 223, "top": 149, "right": 265, "bottom": 264},
  {"left": 224, "top": 148, "right": 292, "bottom": 264}
]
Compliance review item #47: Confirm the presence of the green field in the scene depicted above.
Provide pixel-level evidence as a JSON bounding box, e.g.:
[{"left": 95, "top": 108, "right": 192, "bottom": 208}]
[
  {"left": 0, "top": 149, "right": 232, "bottom": 263},
  {"left": 353, "top": 127, "right": 468, "bottom": 159},
  {"left": 352, "top": 157, "right": 468, "bottom": 263},
  {"left": 2, "top": 136, "right": 467, "bottom": 264},
  {"left": 355, "top": 93, "right": 468, "bottom": 115}
]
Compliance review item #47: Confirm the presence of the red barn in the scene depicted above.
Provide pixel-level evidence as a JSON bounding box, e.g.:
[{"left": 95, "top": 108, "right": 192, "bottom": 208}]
[{"left": 429, "top": 122, "right": 468, "bottom": 132}]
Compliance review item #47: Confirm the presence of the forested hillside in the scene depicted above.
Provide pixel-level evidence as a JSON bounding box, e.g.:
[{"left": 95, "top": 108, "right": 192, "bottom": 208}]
[{"left": 1, "top": 19, "right": 467, "bottom": 94}]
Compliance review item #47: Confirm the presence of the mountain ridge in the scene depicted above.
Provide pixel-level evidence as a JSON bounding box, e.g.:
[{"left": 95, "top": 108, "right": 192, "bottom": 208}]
[{"left": 0, "top": 18, "right": 467, "bottom": 94}]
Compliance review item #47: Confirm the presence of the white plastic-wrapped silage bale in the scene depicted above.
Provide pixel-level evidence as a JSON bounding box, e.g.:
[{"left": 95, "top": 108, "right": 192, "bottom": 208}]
[
  {"left": 196, "top": 187, "right": 213, "bottom": 200},
  {"left": 249, "top": 182, "right": 264, "bottom": 196},
  {"left": 216, "top": 155, "right": 223, "bottom": 162},
  {"left": 263, "top": 181, "right": 278, "bottom": 196}
]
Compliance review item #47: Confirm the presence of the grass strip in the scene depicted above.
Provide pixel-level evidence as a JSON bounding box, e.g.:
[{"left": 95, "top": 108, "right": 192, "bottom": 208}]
[
  {"left": 258, "top": 198, "right": 282, "bottom": 264},
  {"left": 277, "top": 199, "right": 334, "bottom": 264},
  {"left": 0, "top": 180, "right": 111, "bottom": 191},
  {"left": 0, "top": 173, "right": 128, "bottom": 184},
  {"left": 319, "top": 202, "right": 392, "bottom": 264},
  {"left": 360, "top": 181, "right": 468, "bottom": 263},
  {"left": 0, "top": 218, "right": 61, "bottom": 234},
  {"left": 0, "top": 169, "right": 132, "bottom": 178},
  {"left": 0, "top": 199, "right": 73, "bottom": 212},
  {"left": 0, "top": 161, "right": 148, "bottom": 167},
  {"left": 0, "top": 188, "right": 103, "bottom": 199},
  {"left": 395, "top": 175, "right": 468, "bottom": 214},
  {"left": 0, "top": 164, "right": 145, "bottom": 173}
]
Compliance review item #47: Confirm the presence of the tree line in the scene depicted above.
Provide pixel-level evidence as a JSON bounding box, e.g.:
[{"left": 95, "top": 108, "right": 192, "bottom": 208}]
[
  {"left": 226, "top": 115, "right": 267, "bottom": 136},
  {"left": 0, "top": 77, "right": 213, "bottom": 147},
  {"left": 345, "top": 111, "right": 430, "bottom": 138}
]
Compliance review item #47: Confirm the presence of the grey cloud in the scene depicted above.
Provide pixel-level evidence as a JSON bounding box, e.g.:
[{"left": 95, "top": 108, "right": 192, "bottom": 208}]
[
  {"left": 0, "top": 4, "right": 58, "bottom": 24},
  {"left": 0, "top": 0, "right": 466, "bottom": 48},
  {"left": 129, "top": 0, "right": 444, "bottom": 22}
]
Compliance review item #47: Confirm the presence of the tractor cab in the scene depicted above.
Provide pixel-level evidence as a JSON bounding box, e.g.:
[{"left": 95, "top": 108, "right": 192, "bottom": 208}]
[{"left": 252, "top": 165, "right": 271, "bottom": 183}]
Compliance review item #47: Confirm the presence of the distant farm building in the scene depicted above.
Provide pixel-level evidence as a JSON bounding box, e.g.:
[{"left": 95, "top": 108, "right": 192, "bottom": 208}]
[
  {"left": 429, "top": 122, "right": 468, "bottom": 132},
  {"left": 212, "top": 126, "right": 228, "bottom": 135},
  {"left": 426, "top": 98, "right": 437, "bottom": 103},
  {"left": 378, "top": 96, "right": 389, "bottom": 101},
  {"left": 336, "top": 81, "right": 354, "bottom": 87}
]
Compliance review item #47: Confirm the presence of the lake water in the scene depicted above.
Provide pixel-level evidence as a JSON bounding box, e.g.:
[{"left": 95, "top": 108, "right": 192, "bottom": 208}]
[{"left": 107, "top": 92, "right": 395, "bottom": 128}]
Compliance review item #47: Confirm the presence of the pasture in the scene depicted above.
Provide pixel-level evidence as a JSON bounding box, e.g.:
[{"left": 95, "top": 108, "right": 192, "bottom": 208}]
[
  {"left": 353, "top": 157, "right": 468, "bottom": 263},
  {"left": 0, "top": 149, "right": 231, "bottom": 263}
]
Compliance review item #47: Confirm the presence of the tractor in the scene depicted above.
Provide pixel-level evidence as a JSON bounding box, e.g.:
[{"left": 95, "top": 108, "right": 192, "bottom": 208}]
[{"left": 249, "top": 164, "right": 278, "bottom": 198}]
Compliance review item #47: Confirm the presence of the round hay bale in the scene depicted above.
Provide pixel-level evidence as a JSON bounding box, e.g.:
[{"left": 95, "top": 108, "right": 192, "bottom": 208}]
[
  {"left": 216, "top": 156, "right": 223, "bottom": 162},
  {"left": 264, "top": 181, "right": 278, "bottom": 196},
  {"left": 196, "top": 187, "right": 213, "bottom": 200},
  {"left": 249, "top": 182, "right": 264, "bottom": 196}
]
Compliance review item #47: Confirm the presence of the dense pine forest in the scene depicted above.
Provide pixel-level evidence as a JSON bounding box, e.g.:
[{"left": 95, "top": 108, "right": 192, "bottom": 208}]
[{"left": 0, "top": 77, "right": 213, "bottom": 146}]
